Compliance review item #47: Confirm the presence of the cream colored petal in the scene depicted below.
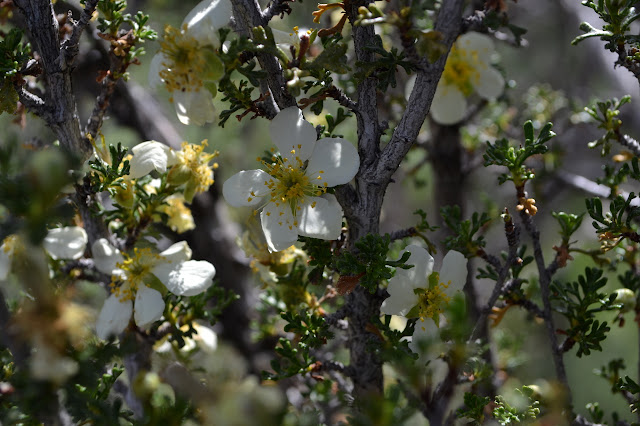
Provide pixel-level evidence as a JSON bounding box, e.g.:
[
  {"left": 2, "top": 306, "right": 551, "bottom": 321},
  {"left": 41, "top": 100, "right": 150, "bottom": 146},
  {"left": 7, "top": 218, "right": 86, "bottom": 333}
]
[
  {"left": 174, "top": 90, "right": 216, "bottom": 126},
  {"left": 43, "top": 226, "right": 87, "bottom": 260},
  {"left": 306, "top": 138, "right": 359, "bottom": 187},
  {"left": 457, "top": 32, "right": 494, "bottom": 62},
  {"left": 184, "top": 0, "right": 232, "bottom": 46},
  {"left": 381, "top": 274, "right": 420, "bottom": 316},
  {"left": 0, "top": 242, "right": 11, "bottom": 280},
  {"left": 91, "top": 239, "right": 124, "bottom": 275},
  {"left": 96, "top": 294, "right": 132, "bottom": 340},
  {"left": 148, "top": 53, "right": 167, "bottom": 89},
  {"left": 222, "top": 169, "right": 270, "bottom": 207},
  {"left": 260, "top": 202, "right": 298, "bottom": 252},
  {"left": 129, "top": 141, "right": 177, "bottom": 179},
  {"left": 160, "top": 241, "right": 192, "bottom": 263},
  {"left": 134, "top": 286, "right": 165, "bottom": 328},
  {"left": 430, "top": 84, "right": 467, "bottom": 125},
  {"left": 475, "top": 66, "right": 505, "bottom": 100},
  {"left": 270, "top": 107, "right": 316, "bottom": 163},
  {"left": 297, "top": 194, "right": 343, "bottom": 240},
  {"left": 162, "top": 260, "right": 215, "bottom": 296},
  {"left": 440, "top": 250, "right": 468, "bottom": 298}
]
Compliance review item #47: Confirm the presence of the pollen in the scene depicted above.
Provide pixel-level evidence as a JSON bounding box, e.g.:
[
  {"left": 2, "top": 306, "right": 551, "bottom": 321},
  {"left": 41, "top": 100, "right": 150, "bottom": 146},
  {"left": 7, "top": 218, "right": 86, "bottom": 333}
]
[
  {"left": 111, "top": 248, "right": 163, "bottom": 302},
  {"left": 441, "top": 41, "right": 483, "bottom": 97},
  {"left": 158, "top": 25, "right": 207, "bottom": 94}
]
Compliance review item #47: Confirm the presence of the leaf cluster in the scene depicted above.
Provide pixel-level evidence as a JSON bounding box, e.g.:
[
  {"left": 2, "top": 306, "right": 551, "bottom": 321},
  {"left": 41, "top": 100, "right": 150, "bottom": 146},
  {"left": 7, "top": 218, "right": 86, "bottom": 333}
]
[
  {"left": 586, "top": 193, "right": 640, "bottom": 235},
  {"left": 572, "top": 0, "right": 640, "bottom": 50},
  {"left": 552, "top": 211, "right": 585, "bottom": 244},
  {"left": 263, "top": 310, "right": 332, "bottom": 380},
  {"left": 483, "top": 121, "right": 554, "bottom": 185},
  {"left": 456, "top": 392, "right": 491, "bottom": 425},
  {"left": 441, "top": 205, "right": 491, "bottom": 257},
  {"left": 551, "top": 267, "right": 618, "bottom": 357},
  {"left": 492, "top": 386, "right": 541, "bottom": 425},
  {"left": 354, "top": 35, "right": 415, "bottom": 91},
  {"left": 93, "top": 0, "right": 157, "bottom": 40},
  {"left": 615, "top": 376, "right": 640, "bottom": 412},
  {"left": 584, "top": 96, "right": 631, "bottom": 156},
  {"left": 87, "top": 142, "right": 130, "bottom": 193},
  {"left": 335, "top": 233, "right": 410, "bottom": 294},
  {"left": 0, "top": 28, "right": 31, "bottom": 114}
]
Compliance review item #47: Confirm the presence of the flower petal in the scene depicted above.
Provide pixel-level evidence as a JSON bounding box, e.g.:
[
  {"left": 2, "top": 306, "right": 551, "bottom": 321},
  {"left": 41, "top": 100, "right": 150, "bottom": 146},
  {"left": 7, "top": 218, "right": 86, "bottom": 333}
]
[
  {"left": 174, "top": 90, "right": 216, "bottom": 126},
  {"left": 0, "top": 242, "right": 10, "bottom": 281},
  {"left": 134, "top": 286, "right": 165, "bottom": 327},
  {"left": 162, "top": 260, "right": 216, "bottom": 296},
  {"left": 270, "top": 107, "right": 316, "bottom": 162},
  {"left": 430, "top": 83, "right": 467, "bottom": 125},
  {"left": 222, "top": 169, "right": 270, "bottom": 207},
  {"left": 297, "top": 194, "right": 343, "bottom": 240},
  {"left": 306, "top": 138, "right": 359, "bottom": 187},
  {"left": 91, "top": 239, "right": 125, "bottom": 276},
  {"left": 43, "top": 226, "right": 87, "bottom": 260},
  {"left": 184, "top": 0, "right": 232, "bottom": 46},
  {"left": 457, "top": 32, "right": 494, "bottom": 62},
  {"left": 381, "top": 274, "right": 421, "bottom": 316},
  {"left": 440, "top": 250, "right": 467, "bottom": 297},
  {"left": 261, "top": 202, "right": 298, "bottom": 252},
  {"left": 96, "top": 294, "right": 132, "bottom": 340},
  {"left": 475, "top": 66, "right": 505, "bottom": 100},
  {"left": 148, "top": 52, "right": 167, "bottom": 89},
  {"left": 403, "top": 245, "right": 435, "bottom": 288},
  {"left": 129, "top": 141, "right": 177, "bottom": 179},
  {"left": 159, "top": 241, "right": 192, "bottom": 263}
]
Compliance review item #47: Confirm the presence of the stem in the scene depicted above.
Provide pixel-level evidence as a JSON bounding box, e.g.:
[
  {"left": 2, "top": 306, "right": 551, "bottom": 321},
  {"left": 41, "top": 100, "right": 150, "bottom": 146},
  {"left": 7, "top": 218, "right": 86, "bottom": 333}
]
[{"left": 520, "top": 210, "right": 574, "bottom": 415}]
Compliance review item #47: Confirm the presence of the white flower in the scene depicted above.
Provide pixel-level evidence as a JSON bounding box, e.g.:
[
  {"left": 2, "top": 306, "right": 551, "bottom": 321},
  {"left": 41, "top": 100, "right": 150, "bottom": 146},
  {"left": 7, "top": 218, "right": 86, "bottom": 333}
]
[
  {"left": 407, "top": 32, "right": 504, "bottom": 125},
  {"left": 382, "top": 245, "right": 467, "bottom": 323},
  {"left": 1, "top": 227, "right": 87, "bottom": 280},
  {"left": 93, "top": 240, "right": 216, "bottom": 339},
  {"left": 381, "top": 245, "right": 467, "bottom": 361},
  {"left": 222, "top": 107, "right": 359, "bottom": 252},
  {"left": 148, "top": 0, "right": 232, "bottom": 125}
]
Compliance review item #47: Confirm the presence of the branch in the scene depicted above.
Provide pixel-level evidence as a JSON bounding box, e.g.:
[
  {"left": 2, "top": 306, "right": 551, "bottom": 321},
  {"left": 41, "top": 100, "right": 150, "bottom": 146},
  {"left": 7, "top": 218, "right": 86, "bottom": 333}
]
[
  {"left": 520, "top": 210, "right": 573, "bottom": 415},
  {"left": 376, "top": 0, "right": 464, "bottom": 183},
  {"left": 230, "top": 0, "right": 296, "bottom": 111},
  {"left": 63, "top": 0, "right": 99, "bottom": 62},
  {"left": 13, "top": 0, "right": 92, "bottom": 161}
]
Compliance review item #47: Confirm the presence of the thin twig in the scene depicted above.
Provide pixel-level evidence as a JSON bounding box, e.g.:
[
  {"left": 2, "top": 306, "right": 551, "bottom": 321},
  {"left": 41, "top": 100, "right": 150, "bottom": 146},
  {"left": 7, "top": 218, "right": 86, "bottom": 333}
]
[{"left": 63, "top": 0, "right": 99, "bottom": 62}]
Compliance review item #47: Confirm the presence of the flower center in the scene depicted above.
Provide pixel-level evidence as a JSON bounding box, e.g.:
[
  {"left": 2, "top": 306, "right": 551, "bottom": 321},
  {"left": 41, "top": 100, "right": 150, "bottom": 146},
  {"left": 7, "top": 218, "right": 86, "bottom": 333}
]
[
  {"left": 110, "top": 248, "right": 162, "bottom": 302},
  {"left": 258, "top": 152, "right": 327, "bottom": 216},
  {"left": 413, "top": 272, "right": 452, "bottom": 329},
  {"left": 176, "top": 140, "right": 218, "bottom": 193},
  {"left": 441, "top": 43, "right": 483, "bottom": 97},
  {"left": 158, "top": 25, "right": 206, "bottom": 95}
]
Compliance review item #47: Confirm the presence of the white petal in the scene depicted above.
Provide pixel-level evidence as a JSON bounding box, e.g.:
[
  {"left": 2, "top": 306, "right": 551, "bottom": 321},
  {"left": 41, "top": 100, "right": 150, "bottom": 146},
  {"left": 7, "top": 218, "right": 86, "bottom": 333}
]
[
  {"left": 96, "top": 294, "right": 132, "bottom": 339},
  {"left": 0, "top": 242, "right": 12, "bottom": 280},
  {"left": 270, "top": 107, "right": 316, "bottom": 162},
  {"left": 430, "top": 84, "right": 467, "bottom": 125},
  {"left": 260, "top": 203, "right": 298, "bottom": 252},
  {"left": 297, "top": 194, "right": 343, "bottom": 240},
  {"left": 160, "top": 241, "right": 192, "bottom": 263},
  {"left": 129, "top": 141, "right": 177, "bottom": 179},
  {"left": 271, "top": 29, "right": 300, "bottom": 47},
  {"left": 475, "top": 66, "right": 505, "bottom": 100},
  {"left": 43, "top": 226, "right": 87, "bottom": 260},
  {"left": 162, "top": 260, "right": 215, "bottom": 296},
  {"left": 457, "top": 32, "right": 494, "bottom": 62},
  {"left": 403, "top": 245, "right": 435, "bottom": 288},
  {"left": 222, "top": 169, "right": 270, "bottom": 207},
  {"left": 148, "top": 53, "right": 167, "bottom": 89},
  {"left": 440, "top": 250, "right": 467, "bottom": 298},
  {"left": 174, "top": 90, "right": 216, "bottom": 126},
  {"left": 134, "top": 286, "right": 165, "bottom": 327},
  {"left": 381, "top": 274, "right": 421, "bottom": 316},
  {"left": 409, "top": 317, "right": 442, "bottom": 363},
  {"left": 306, "top": 138, "right": 359, "bottom": 187},
  {"left": 184, "top": 0, "right": 232, "bottom": 46},
  {"left": 91, "top": 239, "right": 124, "bottom": 275},
  {"left": 193, "top": 323, "right": 218, "bottom": 352}
]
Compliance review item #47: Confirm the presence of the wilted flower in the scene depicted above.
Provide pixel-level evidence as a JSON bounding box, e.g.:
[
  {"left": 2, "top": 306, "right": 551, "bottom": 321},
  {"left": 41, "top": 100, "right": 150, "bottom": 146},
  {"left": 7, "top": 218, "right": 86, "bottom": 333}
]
[{"left": 222, "top": 107, "right": 359, "bottom": 252}]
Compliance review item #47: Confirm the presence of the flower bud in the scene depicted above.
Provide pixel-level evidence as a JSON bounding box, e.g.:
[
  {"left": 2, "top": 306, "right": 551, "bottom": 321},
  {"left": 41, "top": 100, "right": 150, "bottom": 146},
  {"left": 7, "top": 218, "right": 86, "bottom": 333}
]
[{"left": 612, "top": 288, "right": 636, "bottom": 313}]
